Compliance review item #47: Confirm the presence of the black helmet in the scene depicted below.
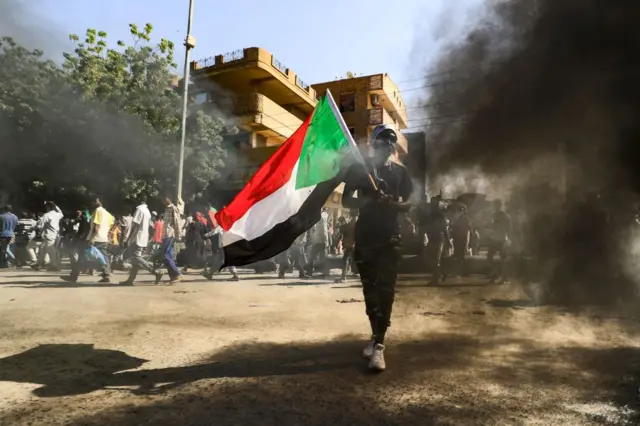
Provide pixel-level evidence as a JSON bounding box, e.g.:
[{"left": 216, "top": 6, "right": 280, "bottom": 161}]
[{"left": 370, "top": 124, "right": 398, "bottom": 147}]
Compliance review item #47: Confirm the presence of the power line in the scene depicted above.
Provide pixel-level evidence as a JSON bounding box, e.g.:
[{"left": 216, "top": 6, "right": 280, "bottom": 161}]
[{"left": 404, "top": 119, "right": 469, "bottom": 129}]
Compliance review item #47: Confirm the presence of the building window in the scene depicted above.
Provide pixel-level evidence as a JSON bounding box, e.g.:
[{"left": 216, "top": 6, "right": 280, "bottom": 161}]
[
  {"left": 370, "top": 94, "right": 380, "bottom": 107},
  {"left": 339, "top": 92, "right": 355, "bottom": 113},
  {"left": 194, "top": 92, "right": 208, "bottom": 104}
]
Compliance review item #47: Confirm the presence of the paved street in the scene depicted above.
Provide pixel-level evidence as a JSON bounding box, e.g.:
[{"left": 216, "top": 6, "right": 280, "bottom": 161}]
[{"left": 0, "top": 269, "right": 639, "bottom": 425}]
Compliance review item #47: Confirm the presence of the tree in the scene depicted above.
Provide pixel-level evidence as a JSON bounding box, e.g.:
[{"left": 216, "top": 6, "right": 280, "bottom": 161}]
[{"left": 0, "top": 23, "right": 229, "bottom": 212}]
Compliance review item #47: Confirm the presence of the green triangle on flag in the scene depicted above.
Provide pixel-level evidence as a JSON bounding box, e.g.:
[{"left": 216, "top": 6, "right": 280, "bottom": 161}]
[{"left": 295, "top": 95, "right": 353, "bottom": 189}]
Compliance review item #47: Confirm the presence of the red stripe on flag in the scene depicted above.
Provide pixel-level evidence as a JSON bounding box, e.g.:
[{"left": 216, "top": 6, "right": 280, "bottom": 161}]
[{"left": 215, "top": 113, "right": 313, "bottom": 231}]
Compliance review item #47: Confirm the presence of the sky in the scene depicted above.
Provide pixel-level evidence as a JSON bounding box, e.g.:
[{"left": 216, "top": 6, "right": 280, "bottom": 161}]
[{"left": 9, "top": 0, "right": 485, "bottom": 106}]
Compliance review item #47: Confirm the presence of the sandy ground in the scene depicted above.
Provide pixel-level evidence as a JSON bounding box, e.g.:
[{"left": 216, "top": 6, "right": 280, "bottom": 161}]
[{"left": 0, "top": 268, "right": 640, "bottom": 425}]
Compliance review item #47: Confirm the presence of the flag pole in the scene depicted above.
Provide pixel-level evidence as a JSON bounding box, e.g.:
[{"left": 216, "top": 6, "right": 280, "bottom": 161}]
[
  {"left": 324, "top": 89, "right": 378, "bottom": 191},
  {"left": 177, "top": 0, "right": 196, "bottom": 207}
]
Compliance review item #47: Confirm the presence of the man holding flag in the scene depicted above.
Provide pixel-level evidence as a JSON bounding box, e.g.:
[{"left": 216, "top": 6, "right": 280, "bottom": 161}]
[
  {"left": 342, "top": 124, "right": 412, "bottom": 372},
  {"left": 214, "top": 91, "right": 411, "bottom": 372}
]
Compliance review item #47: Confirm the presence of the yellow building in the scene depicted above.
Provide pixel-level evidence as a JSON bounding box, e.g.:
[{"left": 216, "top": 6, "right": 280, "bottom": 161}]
[
  {"left": 190, "top": 47, "right": 318, "bottom": 193},
  {"left": 311, "top": 74, "right": 408, "bottom": 155},
  {"left": 189, "top": 49, "right": 408, "bottom": 210}
]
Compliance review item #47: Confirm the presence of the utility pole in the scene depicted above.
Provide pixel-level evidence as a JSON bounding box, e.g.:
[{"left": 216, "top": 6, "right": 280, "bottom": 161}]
[{"left": 177, "top": 0, "right": 196, "bottom": 207}]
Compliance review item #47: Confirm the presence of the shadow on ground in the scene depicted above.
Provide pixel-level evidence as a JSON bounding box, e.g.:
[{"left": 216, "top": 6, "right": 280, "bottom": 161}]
[
  {"left": 486, "top": 299, "right": 538, "bottom": 308},
  {"left": 2, "top": 333, "right": 640, "bottom": 425}
]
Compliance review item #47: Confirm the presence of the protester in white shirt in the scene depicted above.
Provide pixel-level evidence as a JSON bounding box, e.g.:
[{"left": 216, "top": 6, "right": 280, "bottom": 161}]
[
  {"left": 33, "top": 201, "right": 63, "bottom": 270},
  {"left": 121, "top": 196, "right": 163, "bottom": 286}
]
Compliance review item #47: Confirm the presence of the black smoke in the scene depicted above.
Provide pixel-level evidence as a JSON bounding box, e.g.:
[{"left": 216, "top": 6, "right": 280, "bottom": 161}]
[{"left": 423, "top": 0, "right": 640, "bottom": 304}]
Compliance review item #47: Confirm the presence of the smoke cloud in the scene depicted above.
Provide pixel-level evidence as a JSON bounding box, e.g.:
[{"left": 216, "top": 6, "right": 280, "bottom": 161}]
[
  {"left": 0, "top": 0, "right": 71, "bottom": 59},
  {"left": 421, "top": 0, "right": 640, "bottom": 305}
]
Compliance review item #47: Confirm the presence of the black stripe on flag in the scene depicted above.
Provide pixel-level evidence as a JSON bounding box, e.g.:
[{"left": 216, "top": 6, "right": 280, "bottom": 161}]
[{"left": 220, "top": 173, "right": 345, "bottom": 268}]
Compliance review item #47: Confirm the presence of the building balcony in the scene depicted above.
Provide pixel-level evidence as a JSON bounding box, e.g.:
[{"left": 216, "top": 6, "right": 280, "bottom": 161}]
[
  {"left": 190, "top": 47, "right": 317, "bottom": 116},
  {"left": 367, "top": 74, "right": 408, "bottom": 129},
  {"left": 226, "top": 93, "right": 303, "bottom": 142}
]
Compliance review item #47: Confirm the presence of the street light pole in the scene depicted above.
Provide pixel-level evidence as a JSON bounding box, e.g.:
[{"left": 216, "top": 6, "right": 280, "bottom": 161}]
[{"left": 177, "top": 0, "right": 196, "bottom": 205}]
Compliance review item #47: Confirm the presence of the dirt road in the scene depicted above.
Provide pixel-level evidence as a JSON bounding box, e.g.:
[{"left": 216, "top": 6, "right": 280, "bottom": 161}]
[{"left": 0, "top": 269, "right": 639, "bottom": 425}]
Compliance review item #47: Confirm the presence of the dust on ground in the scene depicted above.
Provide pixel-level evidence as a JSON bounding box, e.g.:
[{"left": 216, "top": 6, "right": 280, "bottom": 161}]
[{"left": 0, "top": 269, "right": 639, "bottom": 425}]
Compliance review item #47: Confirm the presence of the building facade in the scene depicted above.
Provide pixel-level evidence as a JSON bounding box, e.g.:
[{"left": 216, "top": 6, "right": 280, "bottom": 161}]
[
  {"left": 189, "top": 49, "right": 409, "bottom": 211},
  {"left": 190, "top": 47, "right": 318, "bottom": 202},
  {"left": 311, "top": 74, "right": 408, "bottom": 155}
]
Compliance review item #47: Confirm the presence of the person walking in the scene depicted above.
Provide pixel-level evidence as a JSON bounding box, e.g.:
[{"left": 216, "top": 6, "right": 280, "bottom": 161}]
[
  {"left": 335, "top": 213, "right": 357, "bottom": 283},
  {"left": 182, "top": 212, "right": 207, "bottom": 273},
  {"left": 63, "top": 199, "right": 113, "bottom": 284},
  {"left": 0, "top": 205, "right": 18, "bottom": 268},
  {"left": 487, "top": 199, "right": 512, "bottom": 284},
  {"left": 13, "top": 212, "right": 37, "bottom": 266},
  {"left": 306, "top": 211, "right": 330, "bottom": 278},
  {"left": 160, "top": 197, "right": 182, "bottom": 284},
  {"left": 120, "top": 196, "right": 163, "bottom": 286},
  {"left": 342, "top": 124, "right": 413, "bottom": 372},
  {"left": 33, "top": 201, "right": 64, "bottom": 271}
]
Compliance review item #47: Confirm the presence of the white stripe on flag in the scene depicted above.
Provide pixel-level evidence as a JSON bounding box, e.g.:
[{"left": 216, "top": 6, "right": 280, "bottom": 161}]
[{"left": 222, "top": 162, "right": 317, "bottom": 246}]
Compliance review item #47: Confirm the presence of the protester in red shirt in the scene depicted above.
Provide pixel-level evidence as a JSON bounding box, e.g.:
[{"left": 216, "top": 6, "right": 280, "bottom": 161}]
[{"left": 153, "top": 217, "right": 164, "bottom": 244}]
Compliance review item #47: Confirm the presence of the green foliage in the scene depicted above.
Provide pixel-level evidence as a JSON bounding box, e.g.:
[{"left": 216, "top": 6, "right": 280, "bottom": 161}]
[{"left": 0, "top": 23, "right": 229, "bottom": 212}]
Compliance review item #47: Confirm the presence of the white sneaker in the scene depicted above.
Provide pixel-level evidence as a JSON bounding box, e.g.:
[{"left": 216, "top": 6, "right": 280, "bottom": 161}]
[
  {"left": 368, "top": 344, "right": 386, "bottom": 372},
  {"left": 362, "top": 340, "right": 375, "bottom": 359}
]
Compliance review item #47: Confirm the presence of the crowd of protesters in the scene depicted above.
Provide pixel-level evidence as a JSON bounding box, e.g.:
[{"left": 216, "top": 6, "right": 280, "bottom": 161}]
[
  {"left": 0, "top": 191, "right": 521, "bottom": 286},
  {"left": 0, "top": 195, "right": 243, "bottom": 285}
]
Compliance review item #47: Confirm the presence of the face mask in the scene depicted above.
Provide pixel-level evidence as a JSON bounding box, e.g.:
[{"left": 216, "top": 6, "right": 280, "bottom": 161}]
[{"left": 370, "top": 142, "right": 394, "bottom": 160}]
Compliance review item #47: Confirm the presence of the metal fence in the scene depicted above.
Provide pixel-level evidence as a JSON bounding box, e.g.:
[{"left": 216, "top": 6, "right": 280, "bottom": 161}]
[
  {"left": 197, "top": 56, "right": 215, "bottom": 67},
  {"left": 223, "top": 49, "right": 245, "bottom": 63},
  {"left": 272, "top": 56, "right": 288, "bottom": 75},
  {"left": 295, "top": 75, "right": 309, "bottom": 90}
]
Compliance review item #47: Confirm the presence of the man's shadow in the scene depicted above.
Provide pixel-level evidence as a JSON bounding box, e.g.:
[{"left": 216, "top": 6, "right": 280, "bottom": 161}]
[
  {"left": 0, "top": 335, "right": 481, "bottom": 397},
  {"left": 0, "top": 344, "right": 149, "bottom": 397},
  {"left": 0, "top": 340, "right": 362, "bottom": 397}
]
